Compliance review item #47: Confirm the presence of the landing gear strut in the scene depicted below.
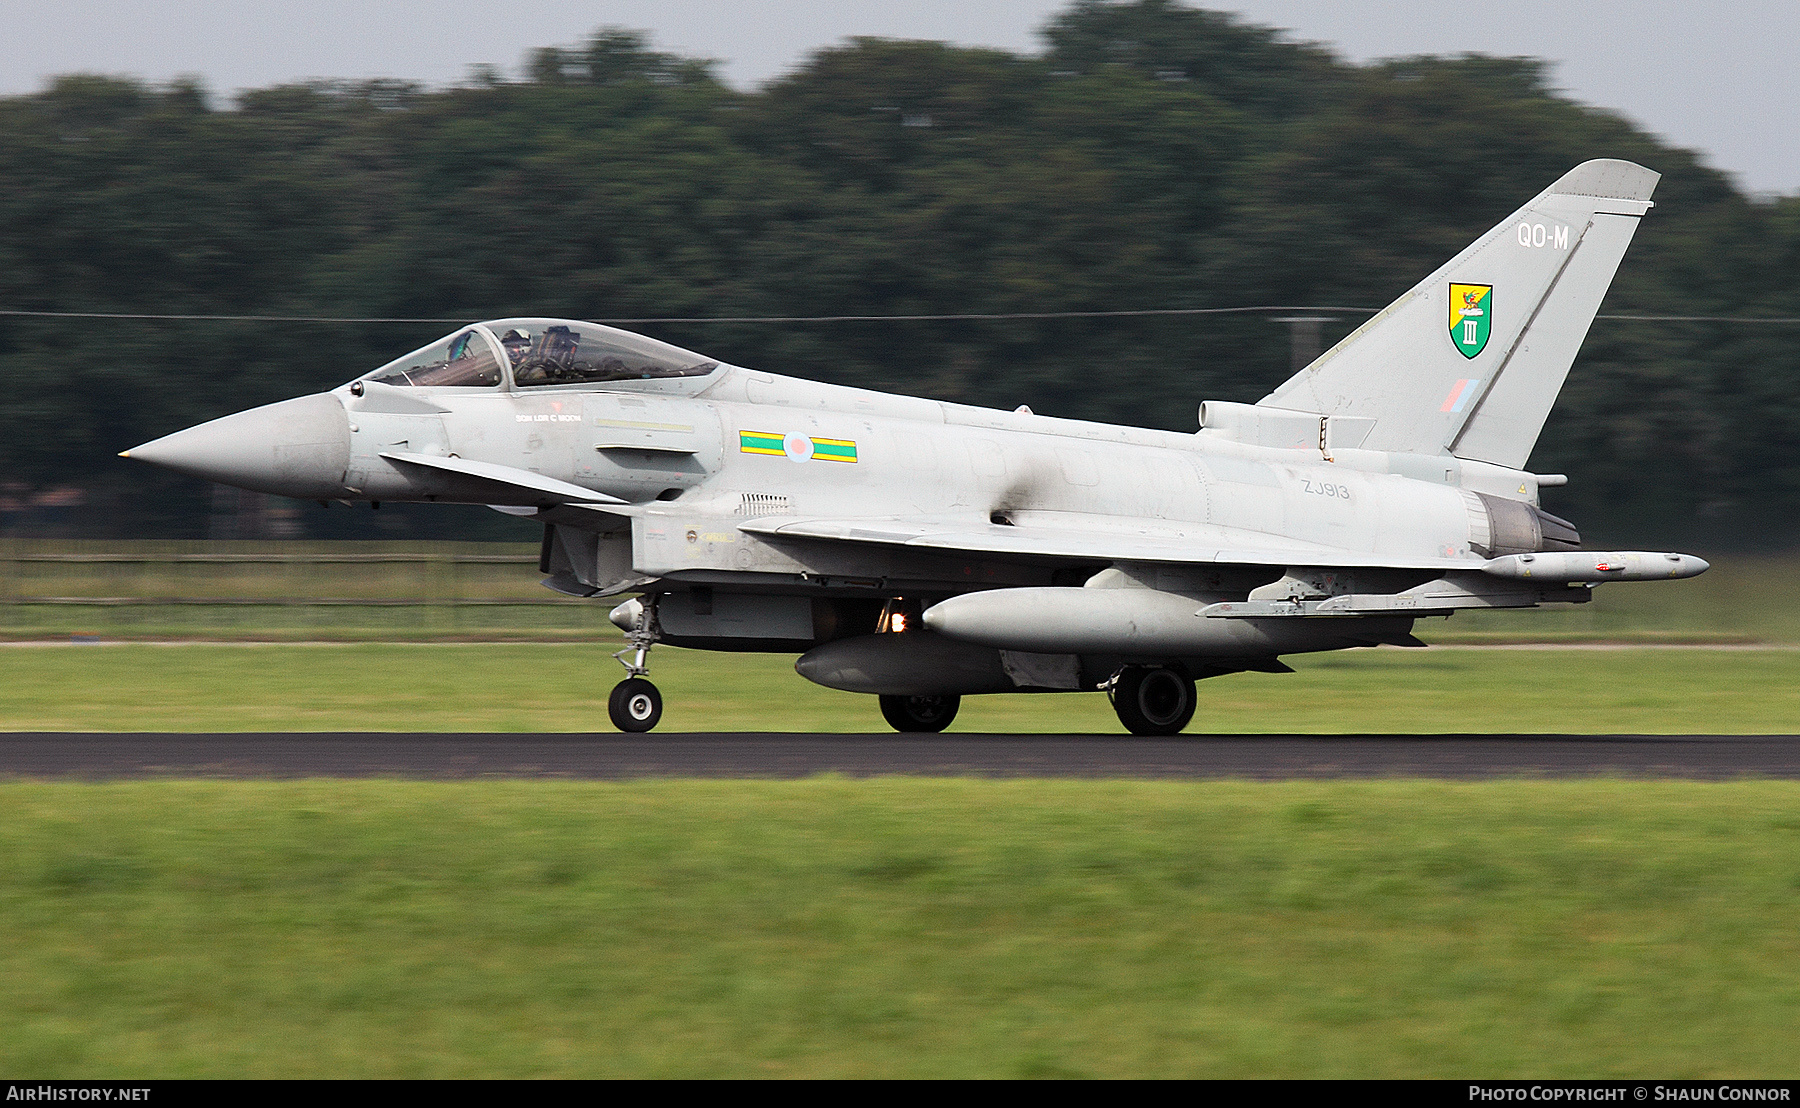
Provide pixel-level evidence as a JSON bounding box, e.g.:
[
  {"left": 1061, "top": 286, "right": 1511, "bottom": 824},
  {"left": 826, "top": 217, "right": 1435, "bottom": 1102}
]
[
  {"left": 1108, "top": 666, "right": 1196, "bottom": 736},
  {"left": 608, "top": 597, "right": 664, "bottom": 733},
  {"left": 879, "top": 694, "right": 961, "bottom": 733}
]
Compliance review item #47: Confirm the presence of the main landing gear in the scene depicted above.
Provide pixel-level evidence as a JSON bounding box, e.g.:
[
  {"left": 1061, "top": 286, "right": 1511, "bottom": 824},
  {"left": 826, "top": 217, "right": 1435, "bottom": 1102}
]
[
  {"left": 607, "top": 599, "right": 663, "bottom": 733},
  {"left": 879, "top": 694, "right": 961, "bottom": 733},
  {"left": 878, "top": 668, "right": 1194, "bottom": 736},
  {"left": 1108, "top": 665, "right": 1196, "bottom": 736}
]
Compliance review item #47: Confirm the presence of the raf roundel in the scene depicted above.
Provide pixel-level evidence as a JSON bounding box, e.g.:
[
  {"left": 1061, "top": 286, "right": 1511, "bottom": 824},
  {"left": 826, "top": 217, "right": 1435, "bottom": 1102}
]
[{"left": 783, "top": 432, "right": 815, "bottom": 463}]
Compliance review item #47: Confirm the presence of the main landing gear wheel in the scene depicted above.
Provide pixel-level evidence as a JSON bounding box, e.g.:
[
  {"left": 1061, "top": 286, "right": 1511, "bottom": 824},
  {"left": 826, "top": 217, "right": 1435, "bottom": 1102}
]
[
  {"left": 1109, "top": 666, "right": 1196, "bottom": 736},
  {"left": 609, "top": 677, "right": 663, "bottom": 733},
  {"left": 879, "top": 694, "right": 961, "bottom": 733}
]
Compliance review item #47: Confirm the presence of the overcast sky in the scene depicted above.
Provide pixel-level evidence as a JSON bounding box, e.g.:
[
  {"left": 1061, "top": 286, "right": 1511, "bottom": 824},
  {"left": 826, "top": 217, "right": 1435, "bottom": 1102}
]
[{"left": 3, "top": 1, "right": 1794, "bottom": 196}]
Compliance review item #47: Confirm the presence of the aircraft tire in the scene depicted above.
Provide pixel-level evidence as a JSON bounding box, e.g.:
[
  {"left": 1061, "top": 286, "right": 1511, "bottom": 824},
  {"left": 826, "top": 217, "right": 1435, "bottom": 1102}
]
[
  {"left": 1109, "top": 666, "right": 1196, "bottom": 736},
  {"left": 609, "top": 678, "right": 663, "bottom": 733},
  {"left": 879, "top": 694, "right": 960, "bottom": 733}
]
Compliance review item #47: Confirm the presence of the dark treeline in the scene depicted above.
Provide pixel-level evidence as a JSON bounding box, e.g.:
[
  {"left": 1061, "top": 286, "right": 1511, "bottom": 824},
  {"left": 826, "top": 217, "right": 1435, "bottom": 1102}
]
[{"left": 2, "top": 0, "right": 1796, "bottom": 546}]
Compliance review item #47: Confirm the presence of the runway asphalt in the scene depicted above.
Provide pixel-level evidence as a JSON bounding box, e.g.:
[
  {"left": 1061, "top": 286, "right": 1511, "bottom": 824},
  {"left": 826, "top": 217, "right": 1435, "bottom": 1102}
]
[{"left": 2, "top": 732, "right": 1798, "bottom": 779}]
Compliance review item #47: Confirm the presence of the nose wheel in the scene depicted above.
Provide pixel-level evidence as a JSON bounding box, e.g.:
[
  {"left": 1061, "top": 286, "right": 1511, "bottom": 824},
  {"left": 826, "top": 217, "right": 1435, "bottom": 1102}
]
[
  {"left": 607, "top": 597, "right": 665, "bottom": 732},
  {"left": 609, "top": 677, "right": 663, "bottom": 733}
]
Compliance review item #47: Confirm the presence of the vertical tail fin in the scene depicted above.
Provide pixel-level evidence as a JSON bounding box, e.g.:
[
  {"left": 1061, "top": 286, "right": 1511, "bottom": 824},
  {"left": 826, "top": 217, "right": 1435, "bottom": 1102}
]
[{"left": 1260, "top": 159, "right": 1658, "bottom": 469}]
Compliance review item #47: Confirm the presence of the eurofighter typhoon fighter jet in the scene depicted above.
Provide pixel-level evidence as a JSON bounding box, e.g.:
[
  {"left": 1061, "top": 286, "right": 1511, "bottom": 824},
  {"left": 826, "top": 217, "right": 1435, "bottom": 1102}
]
[{"left": 125, "top": 160, "right": 1705, "bottom": 734}]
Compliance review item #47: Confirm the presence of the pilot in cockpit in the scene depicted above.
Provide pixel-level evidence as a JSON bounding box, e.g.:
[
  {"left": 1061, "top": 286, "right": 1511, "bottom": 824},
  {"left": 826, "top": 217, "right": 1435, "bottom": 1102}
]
[{"left": 499, "top": 329, "right": 530, "bottom": 365}]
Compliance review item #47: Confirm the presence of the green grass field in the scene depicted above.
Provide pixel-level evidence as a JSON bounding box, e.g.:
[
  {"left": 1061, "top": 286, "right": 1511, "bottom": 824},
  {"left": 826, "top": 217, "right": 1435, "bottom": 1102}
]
[
  {"left": 4, "top": 779, "right": 1797, "bottom": 1078},
  {"left": 6, "top": 545, "right": 1797, "bottom": 1078},
  {"left": 1, "top": 642, "right": 1796, "bottom": 733}
]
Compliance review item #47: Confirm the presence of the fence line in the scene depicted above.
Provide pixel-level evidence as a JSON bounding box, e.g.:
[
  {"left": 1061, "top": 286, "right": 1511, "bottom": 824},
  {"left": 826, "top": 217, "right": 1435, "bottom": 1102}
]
[
  {"left": 0, "top": 548, "right": 564, "bottom": 611},
  {"left": 3, "top": 598, "right": 574, "bottom": 607},
  {"left": 6, "top": 306, "right": 1800, "bottom": 325},
  {"left": 2, "top": 553, "right": 536, "bottom": 564}
]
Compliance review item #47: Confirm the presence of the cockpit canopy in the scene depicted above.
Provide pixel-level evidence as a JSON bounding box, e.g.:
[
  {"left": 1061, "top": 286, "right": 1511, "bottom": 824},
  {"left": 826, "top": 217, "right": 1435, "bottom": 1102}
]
[{"left": 364, "top": 318, "right": 719, "bottom": 389}]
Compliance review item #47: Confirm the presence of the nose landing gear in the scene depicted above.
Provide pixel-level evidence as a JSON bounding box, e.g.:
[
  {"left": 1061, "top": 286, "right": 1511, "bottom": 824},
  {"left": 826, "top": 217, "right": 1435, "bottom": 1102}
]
[
  {"left": 608, "top": 676, "right": 663, "bottom": 732},
  {"left": 608, "top": 597, "right": 664, "bottom": 733}
]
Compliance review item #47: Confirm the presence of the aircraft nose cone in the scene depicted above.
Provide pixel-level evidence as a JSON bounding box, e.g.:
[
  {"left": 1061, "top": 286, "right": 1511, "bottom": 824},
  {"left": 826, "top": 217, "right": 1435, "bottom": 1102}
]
[{"left": 123, "top": 393, "right": 351, "bottom": 499}]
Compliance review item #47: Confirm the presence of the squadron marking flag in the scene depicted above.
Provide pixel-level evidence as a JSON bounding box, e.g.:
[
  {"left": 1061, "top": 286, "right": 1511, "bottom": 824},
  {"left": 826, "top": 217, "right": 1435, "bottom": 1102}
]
[{"left": 1450, "top": 283, "right": 1492, "bottom": 358}]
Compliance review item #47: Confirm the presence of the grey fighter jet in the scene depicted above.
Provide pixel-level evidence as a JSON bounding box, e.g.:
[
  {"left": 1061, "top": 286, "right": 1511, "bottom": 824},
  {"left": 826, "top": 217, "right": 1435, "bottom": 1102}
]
[{"left": 124, "top": 159, "right": 1705, "bottom": 734}]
